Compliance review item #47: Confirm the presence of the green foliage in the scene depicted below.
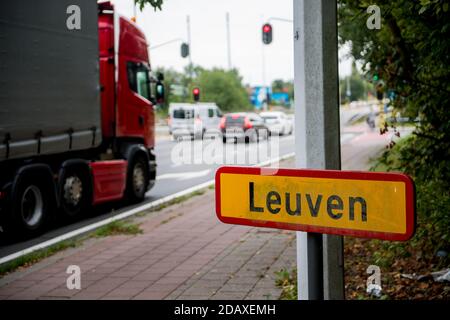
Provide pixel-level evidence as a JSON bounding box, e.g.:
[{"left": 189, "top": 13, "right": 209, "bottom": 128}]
[
  {"left": 154, "top": 66, "right": 252, "bottom": 113},
  {"left": 196, "top": 68, "right": 252, "bottom": 112},
  {"left": 271, "top": 79, "right": 294, "bottom": 100},
  {"left": 340, "top": 62, "right": 374, "bottom": 102},
  {"left": 340, "top": 0, "right": 450, "bottom": 259},
  {"left": 135, "top": 0, "right": 164, "bottom": 11},
  {"left": 0, "top": 239, "right": 81, "bottom": 276},
  {"left": 275, "top": 268, "right": 297, "bottom": 300},
  {"left": 340, "top": 75, "right": 373, "bottom": 103},
  {"left": 153, "top": 67, "right": 190, "bottom": 116},
  {"left": 94, "top": 220, "right": 143, "bottom": 238},
  {"left": 339, "top": 0, "right": 450, "bottom": 143},
  {"left": 372, "top": 136, "right": 450, "bottom": 263},
  {"left": 371, "top": 240, "right": 411, "bottom": 268}
]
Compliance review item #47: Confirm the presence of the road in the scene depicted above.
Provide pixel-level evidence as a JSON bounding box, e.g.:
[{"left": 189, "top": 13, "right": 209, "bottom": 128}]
[
  {"left": 0, "top": 134, "right": 298, "bottom": 258},
  {"left": 0, "top": 106, "right": 398, "bottom": 259}
]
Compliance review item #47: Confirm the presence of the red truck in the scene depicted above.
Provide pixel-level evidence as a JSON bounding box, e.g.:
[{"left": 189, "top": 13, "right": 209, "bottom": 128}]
[{"left": 0, "top": 1, "right": 163, "bottom": 236}]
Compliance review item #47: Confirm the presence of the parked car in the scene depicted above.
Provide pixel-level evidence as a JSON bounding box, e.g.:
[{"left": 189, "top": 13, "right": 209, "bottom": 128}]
[
  {"left": 260, "top": 111, "right": 293, "bottom": 136},
  {"left": 220, "top": 113, "right": 269, "bottom": 143},
  {"left": 168, "top": 103, "right": 223, "bottom": 140}
]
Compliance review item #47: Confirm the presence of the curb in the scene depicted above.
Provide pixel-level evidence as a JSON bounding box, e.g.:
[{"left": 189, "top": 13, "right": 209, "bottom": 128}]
[{"left": 0, "top": 152, "right": 295, "bottom": 267}]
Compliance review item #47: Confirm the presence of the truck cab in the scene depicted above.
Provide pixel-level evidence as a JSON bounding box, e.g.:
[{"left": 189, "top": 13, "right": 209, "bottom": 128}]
[{"left": 99, "top": 2, "right": 156, "bottom": 148}]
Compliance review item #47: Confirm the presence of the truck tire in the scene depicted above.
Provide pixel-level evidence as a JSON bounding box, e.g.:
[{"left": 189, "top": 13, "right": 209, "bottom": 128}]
[
  {"left": 12, "top": 176, "right": 50, "bottom": 236},
  {"left": 126, "top": 154, "right": 149, "bottom": 202},
  {"left": 59, "top": 168, "right": 90, "bottom": 220}
]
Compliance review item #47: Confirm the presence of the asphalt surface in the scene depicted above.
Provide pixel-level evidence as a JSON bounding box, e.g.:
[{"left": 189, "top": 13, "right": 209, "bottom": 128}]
[{"left": 0, "top": 107, "right": 370, "bottom": 259}]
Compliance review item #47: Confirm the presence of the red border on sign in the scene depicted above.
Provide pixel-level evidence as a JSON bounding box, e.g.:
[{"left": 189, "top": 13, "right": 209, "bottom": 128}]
[{"left": 215, "top": 166, "right": 416, "bottom": 241}]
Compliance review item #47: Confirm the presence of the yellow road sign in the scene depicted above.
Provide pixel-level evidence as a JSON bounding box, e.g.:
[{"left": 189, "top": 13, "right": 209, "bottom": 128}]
[{"left": 215, "top": 167, "right": 415, "bottom": 241}]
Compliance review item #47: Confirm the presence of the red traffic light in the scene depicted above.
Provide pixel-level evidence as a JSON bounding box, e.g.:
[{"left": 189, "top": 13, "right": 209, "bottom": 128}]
[
  {"left": 263, "top": 24, "right": 271, "bottom": 33},
  {"left": 193, "top": 87, "right": 200, "bottom": 101},
  {"left": 262, "top": 23, "right": 273, "bottom": 44}
]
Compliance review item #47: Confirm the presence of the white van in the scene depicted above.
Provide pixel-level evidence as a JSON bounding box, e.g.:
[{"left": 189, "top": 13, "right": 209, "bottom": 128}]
[{"left": 168, "top": 103, "right": 223, "bottom": 140}]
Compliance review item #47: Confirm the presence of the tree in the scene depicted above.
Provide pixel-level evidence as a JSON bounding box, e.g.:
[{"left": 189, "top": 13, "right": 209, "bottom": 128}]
[
  {"left": 339, "top": 0, "right": 450, "bottom": 254},
  {"left": 195, "top": 68, "right": 252, "bottom": 112},
  {"left": 153, "top": 67, "right": 188, "bottom": 110},
  {"left": 271, "top": 79, "right": 294, "bottom": 100},
  {"left": 339, "top": 0, "right": 450, "bottom": 178},
  {"left": 339, "top": 63, "right": 373, "bottom": 102},
  {"left": 135, "top": 0, "right": 163, "bottom": 11},
  {"left": 154, "top": 66, "right": 252, "bottom": 113}
]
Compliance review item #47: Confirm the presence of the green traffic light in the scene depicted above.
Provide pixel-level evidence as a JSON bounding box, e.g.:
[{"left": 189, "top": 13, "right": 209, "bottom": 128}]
[{"left": 373, "top": 74, "right": 379, "bottom": 81}]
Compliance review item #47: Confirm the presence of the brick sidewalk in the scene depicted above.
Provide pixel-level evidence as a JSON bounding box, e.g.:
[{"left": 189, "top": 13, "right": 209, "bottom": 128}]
[{"left": 0, "top": 187, "right": 296, "bottom": 300}]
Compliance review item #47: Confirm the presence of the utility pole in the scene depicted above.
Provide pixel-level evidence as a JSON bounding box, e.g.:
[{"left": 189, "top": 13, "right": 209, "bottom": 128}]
[
  {"left": 261, "top": 43, "right": 268, "bottom": 111},
  {"left": 261, "top": 44, "right": 266, "bottom": 86},
  {"left": 226, "top": 12, "right": 232, "bottom": 70},
  {"left": 260, "top": 15, "right": 267, "bottom": 111},
  {"left": 293, "top": 0, "right": 344, "bottom": 300},
  {"left": 186, "top": 15, "right": 193, "bottom": 69},
  {"left": 346, "top": 76, "right": 351, "bottom": 99}
]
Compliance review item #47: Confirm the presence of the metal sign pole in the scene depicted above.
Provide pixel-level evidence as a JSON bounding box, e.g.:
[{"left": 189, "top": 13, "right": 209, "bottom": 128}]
[{"left": 293, "top": 0, "right": 344, "bottom": 300}]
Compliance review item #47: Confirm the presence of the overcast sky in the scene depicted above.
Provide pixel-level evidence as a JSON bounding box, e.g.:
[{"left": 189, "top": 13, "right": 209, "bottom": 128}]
[{"left": 113, "top": 0, "right": 352, "bottom": 86}]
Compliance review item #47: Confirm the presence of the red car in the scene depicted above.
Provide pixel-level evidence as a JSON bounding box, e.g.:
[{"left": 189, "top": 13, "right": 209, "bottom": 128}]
[{"left": 220, "top": 113, "right": 269, "bottom": 143}]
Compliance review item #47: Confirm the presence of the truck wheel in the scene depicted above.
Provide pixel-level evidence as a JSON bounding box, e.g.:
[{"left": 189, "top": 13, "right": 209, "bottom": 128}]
[
  {"left": 12, "top": 177, "right": 49, "bottom": 235},
  {"left": 60, "top": 170, "right": 90, "bottom": 220},
  {"left": 126, "top": 155, "right": 149, "bottom": 202}
]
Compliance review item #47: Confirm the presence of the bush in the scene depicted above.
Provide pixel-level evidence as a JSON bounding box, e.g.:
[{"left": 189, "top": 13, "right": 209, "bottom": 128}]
[{"left": 372, "top": 135, "right": 450, "bottom": 264}]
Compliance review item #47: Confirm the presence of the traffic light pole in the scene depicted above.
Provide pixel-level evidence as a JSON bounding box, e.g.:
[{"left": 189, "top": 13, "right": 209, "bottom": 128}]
[
  {"left": 186, "top": 15, "right": 193, "bottom": 70},
  {"left": 268, "top": 17, "right": 293, "bottom": 24},
  {"left": 148, "top": 38, "right": 184, "bottom": 50},
  {"left": 226, "top": 12, "right": 232, "bottom": 70},
  {"left": 293, "top": 0, "right": 344, "bottom": 300}
]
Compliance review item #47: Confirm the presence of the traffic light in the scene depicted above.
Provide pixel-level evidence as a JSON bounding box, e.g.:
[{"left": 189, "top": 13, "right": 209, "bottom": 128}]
[
  {"left": 262, "top": 23, "right": 272, "bottom": 44},
  {"left": 193, "top": 87, "right": 200, "bottom": 102},
  {"left": 181, "top": 43, "right": 189, "bottom": 58}
]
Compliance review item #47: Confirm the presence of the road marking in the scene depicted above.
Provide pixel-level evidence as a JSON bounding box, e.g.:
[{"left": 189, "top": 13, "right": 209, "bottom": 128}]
[
  {"left": 157, "top": 169, "right": 211, "bottom": 181},
  {"left": 0, "top": 152, "right": 295, "bottom": 266}
]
